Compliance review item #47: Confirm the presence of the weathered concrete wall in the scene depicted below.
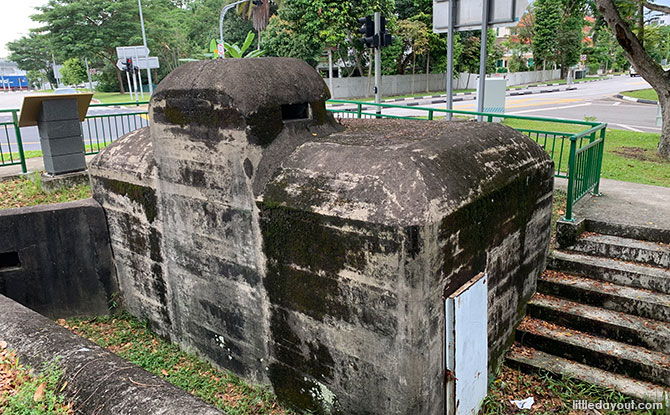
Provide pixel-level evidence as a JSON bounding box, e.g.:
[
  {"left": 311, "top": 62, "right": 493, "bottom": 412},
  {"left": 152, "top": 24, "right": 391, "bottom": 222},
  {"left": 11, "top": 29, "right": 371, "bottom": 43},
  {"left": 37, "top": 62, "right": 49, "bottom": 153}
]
[
  {"left": 90, "top": 57, "right": 553, "bottom": 415},
  {"left": 0, "top": 199, "right": 117, "bottom": 318},
  {"left": 0, "top": 294, "right": 223, "bottom": 415}
]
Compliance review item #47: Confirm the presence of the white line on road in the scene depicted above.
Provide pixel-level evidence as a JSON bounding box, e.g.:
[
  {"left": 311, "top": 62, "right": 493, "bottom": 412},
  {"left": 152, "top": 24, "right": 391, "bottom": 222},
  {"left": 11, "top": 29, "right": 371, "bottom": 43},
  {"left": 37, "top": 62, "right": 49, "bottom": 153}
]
[
  {"left": 613, "top": 102, "right": 621, "bottom": 106},
  {"left": 613, "top": 124, "right": 644, "bottom": 132},
  {"left": 507, "top": 102, "right": 592, "bottom": 114}
]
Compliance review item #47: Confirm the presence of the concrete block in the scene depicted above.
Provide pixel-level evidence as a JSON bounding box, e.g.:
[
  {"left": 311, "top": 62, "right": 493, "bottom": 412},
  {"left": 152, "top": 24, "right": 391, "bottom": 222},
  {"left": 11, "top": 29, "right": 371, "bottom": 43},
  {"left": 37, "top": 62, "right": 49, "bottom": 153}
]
[
  {"left": 37, "top": 119, "right": 83, "bottom": 139},
  {"left": 37, "top": 98, "right": 79, "bottom": 122},
  {"left": 44, "top": 152, "right": 87, "bottom": 175},
  {"left": 40, "top": 136, "right": 85, "bottom": 157},
  {"left": 556, "top": 217, "right": 586, "bottom": 248},
  {"left": 40, "top": 170, "right": 89, "bottom": 193}
]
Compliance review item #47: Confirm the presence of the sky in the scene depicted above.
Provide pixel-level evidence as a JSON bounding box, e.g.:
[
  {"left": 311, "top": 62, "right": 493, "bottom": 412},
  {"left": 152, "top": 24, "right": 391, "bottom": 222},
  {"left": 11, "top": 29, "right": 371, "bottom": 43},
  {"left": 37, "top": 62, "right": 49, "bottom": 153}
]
[{"left": 4, "top": 0, "right": 670, "bottom": 58}]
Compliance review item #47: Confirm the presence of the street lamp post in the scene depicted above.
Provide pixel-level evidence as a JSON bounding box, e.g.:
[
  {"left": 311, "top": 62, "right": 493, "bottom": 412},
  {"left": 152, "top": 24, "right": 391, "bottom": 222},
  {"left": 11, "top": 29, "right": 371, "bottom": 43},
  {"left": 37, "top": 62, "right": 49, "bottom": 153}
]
[{"left": 219, "top": 0, "right": 249, "bottom": 59}]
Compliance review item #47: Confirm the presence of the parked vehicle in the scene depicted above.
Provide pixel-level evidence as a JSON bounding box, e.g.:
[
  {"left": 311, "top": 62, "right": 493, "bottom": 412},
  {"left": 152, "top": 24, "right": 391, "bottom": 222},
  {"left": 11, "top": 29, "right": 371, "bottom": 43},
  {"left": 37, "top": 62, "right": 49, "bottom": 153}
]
[{"left": 630, "top": 66, "right": 639, "bottom": 77}]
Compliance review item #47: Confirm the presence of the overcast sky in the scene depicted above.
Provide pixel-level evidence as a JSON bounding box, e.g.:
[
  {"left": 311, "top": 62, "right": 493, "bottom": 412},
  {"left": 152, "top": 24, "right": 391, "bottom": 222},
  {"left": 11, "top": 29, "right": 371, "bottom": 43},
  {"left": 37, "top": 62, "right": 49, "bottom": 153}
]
[{"left": 4, "top": 0, "right": 670, "bottom": 58}]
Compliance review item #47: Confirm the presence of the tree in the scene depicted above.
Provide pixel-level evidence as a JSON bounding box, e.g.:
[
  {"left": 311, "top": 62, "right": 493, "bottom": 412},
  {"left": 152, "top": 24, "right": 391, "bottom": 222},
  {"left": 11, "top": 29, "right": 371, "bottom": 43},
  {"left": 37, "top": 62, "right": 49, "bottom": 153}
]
[
  {"left": 7, "top": 32, "right": 56, "bottom": 85},
  {"left": 556, "top": 0, "right": 586, "bottom": 78},
  {"left": 533, "top": 0, "right": 561, "bottom": 69},
  {"left": 594, "top": 0, "right": 670, "bottom": 158},
  {"left": 60, "top": 58, "right": 88, "bottom": 86}
]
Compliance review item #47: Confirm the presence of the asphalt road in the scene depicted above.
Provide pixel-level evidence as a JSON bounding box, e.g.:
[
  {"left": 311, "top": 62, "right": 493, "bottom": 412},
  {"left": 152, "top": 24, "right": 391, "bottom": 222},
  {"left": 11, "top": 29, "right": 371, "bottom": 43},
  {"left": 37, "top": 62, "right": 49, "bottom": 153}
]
[{"left": 347, "top": 75, "right": 659, "bottom": 132}]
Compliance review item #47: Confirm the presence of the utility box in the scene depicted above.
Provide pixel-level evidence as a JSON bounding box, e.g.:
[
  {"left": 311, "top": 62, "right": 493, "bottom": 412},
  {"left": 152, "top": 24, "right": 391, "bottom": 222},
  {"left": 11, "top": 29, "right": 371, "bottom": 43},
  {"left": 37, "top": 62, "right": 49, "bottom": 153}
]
[
  {"left": 18, "top": 94, "right": 92, "bottom": 175},
  {"left": 477, "top": 77, "right": 507, "bottom": 121},
  {"left": 90, "top": 58, "right": 554, "bottom": 415}
]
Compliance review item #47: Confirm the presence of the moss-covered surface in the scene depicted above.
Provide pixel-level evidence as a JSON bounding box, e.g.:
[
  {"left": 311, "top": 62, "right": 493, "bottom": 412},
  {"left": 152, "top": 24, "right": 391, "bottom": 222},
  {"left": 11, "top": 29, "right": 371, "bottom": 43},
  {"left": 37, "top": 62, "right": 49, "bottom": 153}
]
[{"left": 97, "top": 177, "right": 158, "bottom": 223}]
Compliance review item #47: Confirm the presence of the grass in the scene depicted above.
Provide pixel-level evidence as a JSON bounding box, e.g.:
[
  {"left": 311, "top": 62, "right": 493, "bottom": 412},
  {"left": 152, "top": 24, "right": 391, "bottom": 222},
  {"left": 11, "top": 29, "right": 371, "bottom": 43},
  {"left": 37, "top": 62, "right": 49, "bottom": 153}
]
[
  {"left": 0, "top": 173, "right": 91, "bottom": 209},
  {"left": 481, "top": 363, "right": 666, "bottom": 414},
  {"left": 0, "top": 346, "right": 72, "bottom": 414},
  {"left": 2, "top": 144, "right": 112, "bottom": 162},
  {"left": 358, "top": 89, "right": 475, "bottom": 101},
  {"left": 33, "top": 89, "right": 147, "bottom": 105},
  {"left": 620, "top": 88, "right": 658, "bottom": 102},
  {"left": 502, "top": 119, "right": 670, "bottom": 188},
  {"left": 60, "top": 314, "right": 295, "bottom": 415}
]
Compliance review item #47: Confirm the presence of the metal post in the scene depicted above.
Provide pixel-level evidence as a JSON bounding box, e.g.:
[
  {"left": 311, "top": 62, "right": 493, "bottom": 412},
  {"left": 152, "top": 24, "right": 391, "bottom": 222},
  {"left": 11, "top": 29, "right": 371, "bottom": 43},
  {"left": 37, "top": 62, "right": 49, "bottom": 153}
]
[
  {"left": 445, "top": 0, "right": 456, "bottom": 121},
  {"left": 11, "top": 111, "right": 27, "bottom": 174},
  {"left": 328, "top": 48, "right": 334, "bottom": 96},
  {"left": 126, "top": 70, "right": 135, "bottom": 101},
  {"left": 85, "top": 58, "right": 94, "bottom": 92},
  {"left": 138, "top": 0, "right": 153, "bottom": 95},
  {"left": 374, "top": 12, "right": 381, "bottom": 117},
  {"left": 135, "top": 51, "right": 144, "bottom": 99},
  {"left": 219, "top": 0, "right": 249, "bottom": 60},
  {"left": 132, "top": 65, "right": 139, "bottom": 102},
  {"left": 476, "top": 0, "right": 490, "bottom": 121},
  {"left": 1, "top": 74, "right": 5, "bottom": 92}
]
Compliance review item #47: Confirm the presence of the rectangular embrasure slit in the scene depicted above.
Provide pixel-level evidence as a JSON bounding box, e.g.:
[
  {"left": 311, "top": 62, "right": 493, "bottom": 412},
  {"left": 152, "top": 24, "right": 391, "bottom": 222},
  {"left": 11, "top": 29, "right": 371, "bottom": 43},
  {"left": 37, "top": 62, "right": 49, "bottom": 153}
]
[
  {"left": 281, "top": 102, "right": 309, "bottom": 120},
  {"left": 0, "top": 251, "right": 21, "bottom": 270}
]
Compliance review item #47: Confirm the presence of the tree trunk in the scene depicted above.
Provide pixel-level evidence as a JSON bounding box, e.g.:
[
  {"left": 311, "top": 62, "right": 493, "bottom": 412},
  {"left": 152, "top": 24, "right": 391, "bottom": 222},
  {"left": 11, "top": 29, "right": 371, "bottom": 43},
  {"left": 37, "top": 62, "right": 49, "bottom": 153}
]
[
  {"left": 426, "top": 49, "right": 430, "bottom": 93},
  {"left": 595, "top": 0, "right": 670, "bottom": 159},
  {"left": 638, "top": 2, "right": 644, "bottom": 48},
  {"left": 411, "top": 50, "right": 416, "bottom": 95},
  {"left": 116, "top": 67, "right": 126, "bottom": 94},
  {"left": 366, "top": 52, "right": 372, "bottom": 97}
]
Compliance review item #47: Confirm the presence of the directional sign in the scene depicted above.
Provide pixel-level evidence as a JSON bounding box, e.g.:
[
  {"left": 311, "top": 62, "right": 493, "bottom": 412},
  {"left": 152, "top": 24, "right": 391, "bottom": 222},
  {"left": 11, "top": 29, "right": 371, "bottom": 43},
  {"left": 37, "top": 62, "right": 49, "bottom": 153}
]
[
  {"left": 116, "top": 57, "right": 159, "bottom": 71},
  {"left": 433, "top": 0, "right": 529, "bottom": 33},
  {"left": 116, "top": 46, "right": 149, "bottom": 59}
]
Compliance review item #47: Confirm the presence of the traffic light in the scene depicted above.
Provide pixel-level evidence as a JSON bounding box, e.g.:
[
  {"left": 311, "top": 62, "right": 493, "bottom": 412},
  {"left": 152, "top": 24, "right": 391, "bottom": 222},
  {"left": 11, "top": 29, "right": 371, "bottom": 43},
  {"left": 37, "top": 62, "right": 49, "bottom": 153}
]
[
  {"left": 358, "top": 16, "right": 377, "bottom": 48},
  {"left": 379, "top": 16, "right": 394, "bottom": 48},
  {"left": 123, "top": 58, "right": 133, "bottom": 72}
]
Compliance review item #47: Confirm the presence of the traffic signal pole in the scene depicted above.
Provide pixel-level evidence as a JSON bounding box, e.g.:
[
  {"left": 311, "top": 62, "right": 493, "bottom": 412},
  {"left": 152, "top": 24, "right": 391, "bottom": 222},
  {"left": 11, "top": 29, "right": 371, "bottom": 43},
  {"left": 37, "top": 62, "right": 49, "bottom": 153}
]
[
  {"left": 445, "top": 0, "right": 456, "bottom": 121},
  {"left": 374, "top": 12, "right": 382, "bottom": 117},
  {"left": 476, "top": 0, "right": 490, "bottom": 121}
]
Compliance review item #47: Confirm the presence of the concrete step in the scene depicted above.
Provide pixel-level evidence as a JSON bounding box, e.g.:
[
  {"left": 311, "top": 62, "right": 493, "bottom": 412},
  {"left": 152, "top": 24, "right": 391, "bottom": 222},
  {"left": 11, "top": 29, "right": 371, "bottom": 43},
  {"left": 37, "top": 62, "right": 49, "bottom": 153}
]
[
  {"left": 506, "top": 343, "right": 668, "bottom": 403},
  {"left": 528, "top": 293, "right": 670, "bottom": 354},
  {"left": 586, "top": 219, "right": 670, "bottom": 244},
  {"left": 569, "top": 233, "right": 670, "bottom": 268},
  {"left": 548, "top": 250, "right": 670, "bottom": 294},
  {"left": 538, "top": 270, "right": 670, "bottom": 323},
  {"left": 515, "top": 317, "right": 670, "bottom": 386}
]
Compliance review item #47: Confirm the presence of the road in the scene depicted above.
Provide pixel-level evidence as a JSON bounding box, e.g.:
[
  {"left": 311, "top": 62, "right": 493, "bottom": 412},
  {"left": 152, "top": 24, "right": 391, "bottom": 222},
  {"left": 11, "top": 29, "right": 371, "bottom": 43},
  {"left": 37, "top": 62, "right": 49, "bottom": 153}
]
[
  {"left": 0, "top": 91, "right": 147, "bottom": 153},
  {"left": 330, "top": 75, "right": 660, "bottom": 133}
]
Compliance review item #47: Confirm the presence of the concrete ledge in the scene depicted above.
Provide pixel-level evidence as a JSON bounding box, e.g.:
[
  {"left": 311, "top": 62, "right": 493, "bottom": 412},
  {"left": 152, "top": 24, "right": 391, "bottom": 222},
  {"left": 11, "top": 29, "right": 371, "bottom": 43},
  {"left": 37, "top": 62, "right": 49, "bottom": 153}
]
[
  {"left": 556, "top": 217, "right": 586, "bottom": 249},
  {"left": 40, "top": 170, "right": 89, "bottom": 193},
  {"left": 615, "top": 94, "right": 658, "bottom": 105},
  {"left": 0, "top": 294, "right": 224, "bottom": 415}
]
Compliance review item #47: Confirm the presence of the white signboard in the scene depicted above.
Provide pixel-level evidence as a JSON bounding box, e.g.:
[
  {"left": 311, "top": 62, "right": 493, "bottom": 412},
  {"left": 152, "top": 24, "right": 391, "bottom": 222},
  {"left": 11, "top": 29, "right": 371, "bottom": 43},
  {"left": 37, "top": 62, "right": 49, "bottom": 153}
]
[
  {"left": 116, "top": 46, "right": 150, "bottom": 59},
  {"left": 433, "top": 0, "right": 529, "bottom": 33},
  {"left": 116, "top": 57, "right": 160, "bottom": 71}
]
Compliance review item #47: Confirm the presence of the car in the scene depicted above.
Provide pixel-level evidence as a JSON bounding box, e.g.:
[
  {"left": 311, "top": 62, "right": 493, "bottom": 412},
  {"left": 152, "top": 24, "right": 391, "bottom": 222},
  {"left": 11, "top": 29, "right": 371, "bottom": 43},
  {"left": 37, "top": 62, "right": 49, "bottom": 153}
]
[
  {"left": 53, "top": 87, "right": 78, "bottom": 94},
  {"left": 629, "top": 66, "right": 639, "bottom": 77}
]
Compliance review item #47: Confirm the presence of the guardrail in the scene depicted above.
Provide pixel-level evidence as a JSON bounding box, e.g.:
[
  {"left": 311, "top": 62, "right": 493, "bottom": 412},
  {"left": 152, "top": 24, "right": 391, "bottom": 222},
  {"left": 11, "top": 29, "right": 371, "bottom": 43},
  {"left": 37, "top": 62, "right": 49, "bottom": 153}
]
[
  {"left": 1, "top": 99, "right": 604, "bottom": 221},
  {"left": 326, "top": 100, "right": 606, "bottom": 221}
]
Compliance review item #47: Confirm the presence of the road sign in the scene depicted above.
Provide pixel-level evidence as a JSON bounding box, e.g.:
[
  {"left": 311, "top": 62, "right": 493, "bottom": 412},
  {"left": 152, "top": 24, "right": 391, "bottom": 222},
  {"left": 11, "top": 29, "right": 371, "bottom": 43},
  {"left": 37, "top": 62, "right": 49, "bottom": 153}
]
[
  {"left": 580, "top": 54, "right": 587, "bottom": 62},
  {"left": 116, "top": 57, "right": 159, "bottom": 71},
  {"left": 217, "top": 43, "right": 225, "bottom": 57},
  {"left": 116, "top": 46, "right": 149, "bottom": 59},
  {"left": 433, "top": 0, "right": 529, "bottom": 33}
]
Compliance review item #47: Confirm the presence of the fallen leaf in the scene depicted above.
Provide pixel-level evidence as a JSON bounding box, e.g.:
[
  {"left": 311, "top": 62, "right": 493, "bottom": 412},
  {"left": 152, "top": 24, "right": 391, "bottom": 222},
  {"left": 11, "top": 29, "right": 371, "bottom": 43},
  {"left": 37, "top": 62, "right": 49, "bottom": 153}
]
[
  {"left": 34, "top": 382, "right": 46, "bottom": 401},
  {"left": 0, "top": 341, "right": 6, "bottom": 350},
  {"left": 161, "top": 369, "right": 169, "bottom": 376}
]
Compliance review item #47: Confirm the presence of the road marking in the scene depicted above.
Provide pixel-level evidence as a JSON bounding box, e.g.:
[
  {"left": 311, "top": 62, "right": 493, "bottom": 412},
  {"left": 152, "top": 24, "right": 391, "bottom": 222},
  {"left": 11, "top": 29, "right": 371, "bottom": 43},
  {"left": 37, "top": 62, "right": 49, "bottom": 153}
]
[
  {"left": 506, "top": 102, "right": 592, "bottom": 114},
  {"left": 614, "top": 124, "right": 644, "bottom": 132},
  {"left": 613, "top": 102, "right": 621, "bottom": 106}
]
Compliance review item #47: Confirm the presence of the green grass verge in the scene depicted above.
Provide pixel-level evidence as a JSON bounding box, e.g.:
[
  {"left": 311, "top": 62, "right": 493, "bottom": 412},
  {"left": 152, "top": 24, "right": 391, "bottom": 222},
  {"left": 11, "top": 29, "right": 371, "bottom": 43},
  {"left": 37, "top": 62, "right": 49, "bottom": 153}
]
[
  {"left": 502, "top": 119, "right": 670, "bottom": 187},
  {"left": 62, "top": 314, "right": 295, "bottom": 415},
  {"left": 33, "top": 89, "right": 146, "bottom": 105},
  {"left": 2, "top": 144, "right": 110, "bottom": 162},
  {"left": 0, "top": 347, "right": 71, "bottom": 414},
  {"left": 620, "top": 88, "right": 658, "bottom": 102},
  {"left": 358, "top": 89, "right": 475, "bottom": 101},
  {"left": 0, "top": 173, "right": 91, "bottom": 209}
]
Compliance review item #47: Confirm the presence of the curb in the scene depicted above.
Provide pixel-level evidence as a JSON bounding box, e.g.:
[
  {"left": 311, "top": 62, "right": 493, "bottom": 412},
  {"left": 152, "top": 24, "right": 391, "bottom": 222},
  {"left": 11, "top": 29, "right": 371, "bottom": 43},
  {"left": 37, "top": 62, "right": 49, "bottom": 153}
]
[{"left": 615, "top": 94, "right": 658, "bottom": 105}]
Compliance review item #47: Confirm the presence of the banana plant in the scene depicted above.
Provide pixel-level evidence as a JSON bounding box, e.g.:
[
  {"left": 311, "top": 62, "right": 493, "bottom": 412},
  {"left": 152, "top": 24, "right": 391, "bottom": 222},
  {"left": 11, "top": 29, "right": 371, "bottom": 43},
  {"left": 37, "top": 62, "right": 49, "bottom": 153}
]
[{"left": 222, "top": 31, "right": 265, "bottom": 58}]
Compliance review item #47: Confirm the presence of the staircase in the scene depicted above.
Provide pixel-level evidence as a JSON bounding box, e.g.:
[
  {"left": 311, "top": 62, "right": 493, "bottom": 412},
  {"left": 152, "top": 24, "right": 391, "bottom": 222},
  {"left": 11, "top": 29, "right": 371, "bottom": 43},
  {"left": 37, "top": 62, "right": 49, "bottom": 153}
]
[{"left": 507, "top": 222, "right": 670, "bottom": 402}]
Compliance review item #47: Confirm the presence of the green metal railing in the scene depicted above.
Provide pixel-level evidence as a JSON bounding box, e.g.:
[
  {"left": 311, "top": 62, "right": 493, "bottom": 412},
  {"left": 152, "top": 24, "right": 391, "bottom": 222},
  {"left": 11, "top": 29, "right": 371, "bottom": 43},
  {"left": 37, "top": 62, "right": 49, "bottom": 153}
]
[
  {"left": 326, "top": 100, "right": 607, "bottom": 221},
  {"left": 1, "top": 99, "right": 604, "bottom": 221}
]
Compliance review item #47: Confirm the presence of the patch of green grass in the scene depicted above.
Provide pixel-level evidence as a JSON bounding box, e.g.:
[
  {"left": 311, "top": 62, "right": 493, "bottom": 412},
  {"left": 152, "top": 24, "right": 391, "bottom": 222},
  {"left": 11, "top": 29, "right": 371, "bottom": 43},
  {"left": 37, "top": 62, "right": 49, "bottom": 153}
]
[
  {"left": 2, "top": 144, "right": 110, "bottom": 162},
  {"left": 620, "top": 88, "right": 658, "bottom": 102},
  {"left": 62, "top": 314, "right": 294, "bottom": 415},
  {"left": 91, "top": 92, "right": 148, "bottom": 105},
  {"left": 0, "top": 173, "right": 91, "bottom": 209},
  {"left": 502, "top": 119, "right": 670, "bottom": 187},
  {"left": 0, "top": 348, "right": 72, "bottom": 414},
  {"left": 358, "top": 89, "right": 475, "bottom": 101},
  {"left": 482, "top": 364, "right": 665, "bottom": 414}
]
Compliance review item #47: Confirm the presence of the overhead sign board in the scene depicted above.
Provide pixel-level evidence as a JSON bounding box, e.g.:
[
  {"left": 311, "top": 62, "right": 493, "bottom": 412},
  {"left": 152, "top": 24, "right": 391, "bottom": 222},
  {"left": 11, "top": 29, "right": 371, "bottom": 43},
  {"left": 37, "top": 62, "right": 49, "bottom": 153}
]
[
  {"left": 433, "top": 0, "right": 529, "bottom": 33},
  {"left": 116, "top": 46, "right": 149, "bottom": 59}
]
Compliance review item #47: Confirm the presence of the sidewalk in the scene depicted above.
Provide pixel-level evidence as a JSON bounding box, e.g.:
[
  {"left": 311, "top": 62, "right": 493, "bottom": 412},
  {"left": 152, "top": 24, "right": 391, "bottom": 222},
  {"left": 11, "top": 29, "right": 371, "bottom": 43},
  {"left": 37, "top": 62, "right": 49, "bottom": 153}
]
[
  {"left": 0, "top": 154, "right": 98, "bottom": 180},
  {"left": 555, "top": 177, "right": 670, "bottom": 231}
]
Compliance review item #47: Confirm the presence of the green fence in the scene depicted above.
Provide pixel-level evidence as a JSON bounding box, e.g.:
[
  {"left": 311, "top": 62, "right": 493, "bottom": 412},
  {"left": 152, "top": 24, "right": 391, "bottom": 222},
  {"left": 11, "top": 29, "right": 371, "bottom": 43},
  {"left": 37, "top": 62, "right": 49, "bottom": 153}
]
[
  {"left": 0, "top": 99, "right": 604, "bottom": 221},
  {"left": 327, "top": 100, "right": 607, "bottom": 221}
]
